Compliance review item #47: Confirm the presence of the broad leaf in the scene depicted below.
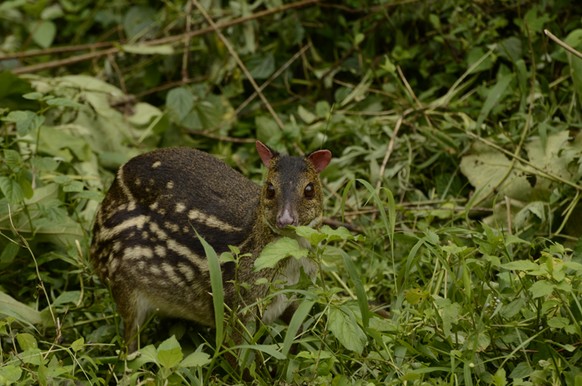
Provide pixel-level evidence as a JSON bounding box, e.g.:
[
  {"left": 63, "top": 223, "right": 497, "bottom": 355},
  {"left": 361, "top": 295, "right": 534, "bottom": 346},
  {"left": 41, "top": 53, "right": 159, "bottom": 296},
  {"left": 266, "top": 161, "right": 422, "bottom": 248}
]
[
  {"left": 327, "top": 306, "right": 366, "bottom": 354},
  {"left": 16, "top": 333, "right": 38, "bottom": 350},
  {"left": 180, "top": 351, "right": 211, "bottom": 368},
  {"left": 254, "top": 237, "right": 308, "bottom": 271},
  {"left": 0, "top": 177, "right": 24, "bottom": 203},
  {"left": 501, "top": 260, "right": 540, "bottom": 272},
  {"left": 166, "top": 87, "right": 194, "bottom": 122},
  {"left": 529, "top": 280, "right": 554, "bottom": 299},
  {"left": 157, "top": 336, "right": 183, "bottom": 369},
  {"left": 30, "top": 20, "right": 56, "bottom": 48},
  {"left": 0, "top": 365, "right": 22, "bottom": 384}
]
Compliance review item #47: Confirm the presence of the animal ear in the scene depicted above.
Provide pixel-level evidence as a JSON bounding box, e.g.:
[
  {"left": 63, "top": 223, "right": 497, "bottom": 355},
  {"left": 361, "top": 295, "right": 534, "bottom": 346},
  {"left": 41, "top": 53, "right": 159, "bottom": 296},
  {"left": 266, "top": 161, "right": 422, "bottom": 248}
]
[
  {"left": 307, "top": 149, "right": 332, "bottom": 173},
  {"left": 256, "top": 140, "right": 277, "bottom": 167}
]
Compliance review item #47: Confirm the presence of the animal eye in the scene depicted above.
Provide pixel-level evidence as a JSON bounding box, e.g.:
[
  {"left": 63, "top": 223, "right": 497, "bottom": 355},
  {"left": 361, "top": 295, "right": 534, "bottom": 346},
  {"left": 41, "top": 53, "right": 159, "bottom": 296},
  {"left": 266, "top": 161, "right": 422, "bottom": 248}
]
[
  {"left": 266, "top": 182, "right": 276, "bottom": 199},
  {"left": 304, "top": 182, "right": 315, "bottom": 199}
]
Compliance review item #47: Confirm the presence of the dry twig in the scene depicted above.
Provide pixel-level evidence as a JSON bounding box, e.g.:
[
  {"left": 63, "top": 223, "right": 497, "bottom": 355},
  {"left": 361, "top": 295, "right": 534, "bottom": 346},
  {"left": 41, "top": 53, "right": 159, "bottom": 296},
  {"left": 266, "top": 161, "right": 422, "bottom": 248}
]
[
  {"left": 4, "top": 0, "right": 320, "bottom": 75},
  {"left": 192, "top": 0, "right": 284, "bottom": 130},
  {"left": 544, "top": 29, "right": 582, "bottom": 59}
]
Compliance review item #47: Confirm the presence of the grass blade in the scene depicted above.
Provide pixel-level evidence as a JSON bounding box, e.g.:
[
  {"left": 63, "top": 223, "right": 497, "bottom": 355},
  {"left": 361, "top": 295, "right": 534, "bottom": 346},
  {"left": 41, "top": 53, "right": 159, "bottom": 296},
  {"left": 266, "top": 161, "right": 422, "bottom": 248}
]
[{"left": 196, "top": 231, "right": 224, "bottom": 350}]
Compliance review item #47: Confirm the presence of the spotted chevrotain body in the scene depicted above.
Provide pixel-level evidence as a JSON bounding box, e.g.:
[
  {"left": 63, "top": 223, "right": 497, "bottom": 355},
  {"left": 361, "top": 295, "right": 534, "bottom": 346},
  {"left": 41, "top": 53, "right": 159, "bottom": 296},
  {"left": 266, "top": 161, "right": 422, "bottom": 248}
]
[{"left": 91, "top": 141, "right": 332, "bottom": 350}]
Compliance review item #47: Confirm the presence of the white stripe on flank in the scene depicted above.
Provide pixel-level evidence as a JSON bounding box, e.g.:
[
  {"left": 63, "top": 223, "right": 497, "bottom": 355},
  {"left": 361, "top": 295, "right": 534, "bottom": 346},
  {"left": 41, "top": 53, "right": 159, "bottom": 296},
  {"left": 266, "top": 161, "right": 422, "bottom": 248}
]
[
  {"left": 97, "top": 215, "right": 150, "bottom": 241},
  {"left": 187, "top": 208, "right": 242, "bottom": 232}
]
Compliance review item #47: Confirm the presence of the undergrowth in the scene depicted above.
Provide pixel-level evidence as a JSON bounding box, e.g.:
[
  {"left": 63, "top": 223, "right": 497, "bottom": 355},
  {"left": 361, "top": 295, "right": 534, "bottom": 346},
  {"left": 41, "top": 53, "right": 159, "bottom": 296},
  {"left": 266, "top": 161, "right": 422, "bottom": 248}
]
[{"left": 1, "top": 0, "right": 582, "bottom": 384}]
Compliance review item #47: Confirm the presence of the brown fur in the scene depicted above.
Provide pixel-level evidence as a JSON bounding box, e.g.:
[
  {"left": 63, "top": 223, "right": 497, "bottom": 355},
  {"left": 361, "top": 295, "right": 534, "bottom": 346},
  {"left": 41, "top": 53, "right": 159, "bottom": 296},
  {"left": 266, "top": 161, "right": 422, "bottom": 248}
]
[{"left": 90, "top": 141, "right": 332, "bottom": 351}]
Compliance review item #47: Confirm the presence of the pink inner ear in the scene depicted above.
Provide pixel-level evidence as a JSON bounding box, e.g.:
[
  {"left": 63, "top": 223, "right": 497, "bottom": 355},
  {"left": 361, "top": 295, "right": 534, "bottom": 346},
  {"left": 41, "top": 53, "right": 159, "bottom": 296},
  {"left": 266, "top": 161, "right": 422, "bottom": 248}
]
[
  {"left": 308, "top": 149, "right": 332, "bottom": 173},
  {"left": 256, "top": 140, "right": 274, "bottom": 167}
]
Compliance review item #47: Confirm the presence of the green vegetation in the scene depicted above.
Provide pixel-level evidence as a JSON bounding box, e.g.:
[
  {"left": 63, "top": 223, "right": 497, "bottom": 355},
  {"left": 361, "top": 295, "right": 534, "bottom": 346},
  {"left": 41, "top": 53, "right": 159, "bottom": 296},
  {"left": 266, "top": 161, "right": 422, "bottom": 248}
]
[{"left": 1, "top": 0, "right": 582, "bottom": 384}]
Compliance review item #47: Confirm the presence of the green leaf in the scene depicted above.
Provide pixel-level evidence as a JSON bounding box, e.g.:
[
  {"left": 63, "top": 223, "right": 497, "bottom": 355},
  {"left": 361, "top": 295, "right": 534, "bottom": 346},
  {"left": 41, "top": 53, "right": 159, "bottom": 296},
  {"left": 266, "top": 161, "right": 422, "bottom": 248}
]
[
  {"left": 30, "top": 20, "right": 56, "bottom": 48},
  {"left": 404, "top": 288, "right": 429, "bottom": 305},
  {"left": 22, "top": 92, "right": 44, "bottom": 100},
  {"left": 564, "top": 261, "right": 582, "bottom": 273},
  {"left": 547, "top": 316, "right": 570, "bottom": 329},
  {"left": 123, "top": 5, "right": 156, "bottom": 38},
  {"left": 256, "top": 116, "right": 281, "bottom": 143},
  {"left": 570, "top": 49, "right": 582, "bottom": 107},
  {"left": 197, "top": 231, "right": 224, "bottom": 349},
  {"left": 247, "top": 53, "right": 275, "bottom": 79},
  {"left": 0, "top": 292, "right": 42, "bottom": 326},
  {"left": 497, "top": 37, "right": 522, "bottom": 63},
  {"left": 435, "top": 298, "right": 462, "bottom": 338},
  {"left": 524, "top": 130, "right": 575, "bottom": 189},
  {"left": 62, "top": 180, "right": 85, "bottom": 193},
  {"left": 3, "top": 110, "right": 44, "bottom": 136},
  {"left": 500, "top": 298, "right": 526, "bottom": 319},
  {"left": 166, "top": 87, "right": 194, "bottom": 122},
  {"left": 492, "top": 368, "right": 507, "bottom": 386},
  {"left": 295, "top": 226, "right": 327, "bottom": 246},
  {"left": 460, "top": 148, "right": 531, "bottom": 205},
  {"left": 501, "top": 260, "right": 540, "bottom": 271},
  {"left": 19, "top": 348, "right": 44, "bottom": 365},
  {"left": 46, "top": 97, "right": 83, "bottom": 108},
  {"left": 156, "top": 336, "right": 183, "bottom": 369},
  {"left": 529, "top": 280, "right": 554, "bottom": 298},
  {"left": 0, "top": 242, "right": 19, "bottom": 268},
  {"left": 3, "top": 149, "right": 22, "bottom": 168},
  {"left": 17, "top": 174, "right": 33, "bottom": 199},
  {"left": 341, "top": 250, "right": 370, "bottom": 328},
  {"left": 319, "top": 225, "right": 355, "bottom": 242},
  {"left": 509, "top": 361, "right": 532, "bottom": 379},
  {"left": 180, "top": 351, "right": 211, "bottom": 368},
  {"left": 522, "top": 7, "right": 551, "bottom": 34},
  {"left": 0, "top": 365, "right": 22, "bottom": 384},
  {"left": 0, "top": 176, "right": 24, "bottom": 203},
  {"left": 70, "top": 337, "right": 84, "bottom": 352},
  {"left": 564, "top": 29, "right": 582, "bottom": 49},
  {"left": 254, "top": 237, "right": 308, "bottom": 271},
  {"left": 281, "top": 300, "right": 315, "bottom": 356},
  {"left": 53, "top": 291, "right": 81, "bottom": 306},
  {"left": 37, "top": 125, "right": 90, "bottom": 162},
  {"left": 236, "top": 344, "right": 286, "bottom": 360},
  {"left": 474, "top": 73, "right": 513, "bottom": 130},
  {"left": 327, "top": 306, "right": 366, "bottom": 354},
  {"left": 16, "top": 333, "right": 38, "bottom": 350},
  {"left": 127, "top": 345, "right": 158, "bottom": 368},
  {"left": 173, "top": 93, "right": 228, "bottom": 132}
]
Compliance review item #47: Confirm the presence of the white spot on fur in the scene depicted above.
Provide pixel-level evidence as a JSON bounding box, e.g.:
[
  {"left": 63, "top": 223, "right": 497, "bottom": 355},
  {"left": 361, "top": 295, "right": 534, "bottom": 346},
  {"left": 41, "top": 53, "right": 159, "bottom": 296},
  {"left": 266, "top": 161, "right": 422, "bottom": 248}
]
[
  {"left": 175, "top": 203, "right": 186, "bottom": 213},
  {"left": 164, "top": 221, "right": 180, "bottom": 233},
  {"left": 155, "top": 245, "right": 167, "bottom": 258},
  {"left": 152, "top": 161, "right": 162, "bottom": 168},
  {"left": 167, "top": 181, "right": 174, "bottom": 189}
]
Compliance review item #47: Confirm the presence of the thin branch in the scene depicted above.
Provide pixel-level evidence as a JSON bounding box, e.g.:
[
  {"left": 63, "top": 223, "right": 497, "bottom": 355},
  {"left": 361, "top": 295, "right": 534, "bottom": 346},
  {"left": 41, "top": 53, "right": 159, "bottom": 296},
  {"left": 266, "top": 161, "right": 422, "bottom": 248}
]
[
  {"left": 0, "top": 41, "right": 114, "bottom": 61},
  {"left": 10, "top": 48, "right": 118, "bottom": 74},
  {"left": 182, "top": 0, "right": 194, "bottom": 82},
  {"left": 397, "top": 65, "right": 422, "bottom": 108},
  {"left": 192, "top": 0, "right": 285, "bottom": 130},
  {"left": 6, "top": 0, "right": 320, "bottom": 75},
  {"left": 376, "top": 112, "right": 407, "bottom": 191},
  {"left": 235, "top": 43, "right": 311, "bottom": 116},
  {"left": 544, "top": 29, "right": 582, "bottom": 60}
]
